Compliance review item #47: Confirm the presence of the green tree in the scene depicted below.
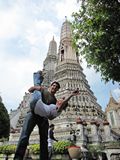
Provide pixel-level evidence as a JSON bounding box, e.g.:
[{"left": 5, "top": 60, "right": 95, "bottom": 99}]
[
  {"left": 0, "top": 101, "right": 10, "bottom": 140},
  {"left": 72, "top": 0, "right": 120, "bottom": 83}
]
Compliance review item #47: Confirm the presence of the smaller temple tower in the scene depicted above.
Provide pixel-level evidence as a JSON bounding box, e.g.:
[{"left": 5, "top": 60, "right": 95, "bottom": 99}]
[
  {"left": 105, "top": 93, "right": 120, "bottom": 134},
  {"left": 42, "top": 37, "right": 57, "bottom": 87}
]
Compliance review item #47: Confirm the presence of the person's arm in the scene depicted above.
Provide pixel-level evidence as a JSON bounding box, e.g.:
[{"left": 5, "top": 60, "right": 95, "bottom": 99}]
[
  {"left": 50, "top": 130, "right": 58, "bottom": 142},
  {"left": 57, "top": 88, "right": 79, "bottom": 112},
  {"left": 28, "top": 86, "right": 45, "bottom": 93}
]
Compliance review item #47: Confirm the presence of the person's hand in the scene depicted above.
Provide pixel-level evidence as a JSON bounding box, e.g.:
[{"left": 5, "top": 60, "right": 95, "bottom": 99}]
[
  {"left": 56, "top": 99, "right": 64, "bottom": 107},
  {"left": 28, "top": 86, "right": 42, "bottom": 92},
  {"left": 28, "top": 86, "right": 36, "bottom": 93}
]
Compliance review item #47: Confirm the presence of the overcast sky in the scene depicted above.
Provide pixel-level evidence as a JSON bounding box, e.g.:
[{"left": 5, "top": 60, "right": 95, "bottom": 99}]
[{"left": 0, "top": 0, "right": 120, "bottom": 113}]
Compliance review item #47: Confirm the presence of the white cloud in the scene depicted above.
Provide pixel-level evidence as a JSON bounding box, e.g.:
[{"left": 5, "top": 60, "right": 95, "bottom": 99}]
[
  {"left": 25, "top": 20, "right": 59, "bottom": 48},
  {"left": 54, "top": 0, "right": 79, "bottom": 21},
  {"left": 0, "top": 7, "right": 21, "bottom": 39}
]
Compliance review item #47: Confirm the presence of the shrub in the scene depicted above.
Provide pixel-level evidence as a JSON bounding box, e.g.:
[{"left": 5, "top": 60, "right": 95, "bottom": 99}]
[
  {"left": 0, "top": 140, "right": 73, "bottom": 155},
  {"left": 53, "top": 140, "right": 72, "bottom": 154},
  {"left": 0, "top": 144, "right": 16, "bottom": 154},
  {"left": 0, "top": 101, "right": 10, "bottom": 139},
  {"left": 29, "top": 144, "right": 40, "bottom": 154}
]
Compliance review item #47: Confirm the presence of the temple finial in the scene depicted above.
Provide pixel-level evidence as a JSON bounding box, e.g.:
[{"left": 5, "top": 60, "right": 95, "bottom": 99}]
[{"left": 65, "top": 16, "right": 67, "bottom": 21}]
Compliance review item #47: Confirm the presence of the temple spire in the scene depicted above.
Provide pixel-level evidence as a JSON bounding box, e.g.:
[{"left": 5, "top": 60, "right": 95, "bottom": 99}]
[
  {"left": 47, "top": 36, "right": 57, "bottom": 56},
  {"left": 57, "top": 20, "right": 78, "bottom": 63},
  {"left": 65, "top": 16, "right": 67, "bottom": 21}
]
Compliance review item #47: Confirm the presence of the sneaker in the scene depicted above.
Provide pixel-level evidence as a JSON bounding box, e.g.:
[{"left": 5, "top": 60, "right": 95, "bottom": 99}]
[{"left": 33, "top": 70, "right": 44, "bottom": 86}]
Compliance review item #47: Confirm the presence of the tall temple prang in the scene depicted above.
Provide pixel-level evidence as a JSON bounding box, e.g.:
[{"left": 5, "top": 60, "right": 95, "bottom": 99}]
[{"left": 51, "top": 19, "right": 105, "bottom": 145}]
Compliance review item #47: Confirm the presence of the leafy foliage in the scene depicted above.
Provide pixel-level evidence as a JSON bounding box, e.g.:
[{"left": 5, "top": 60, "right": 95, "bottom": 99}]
[
  {"left": 53, "top": 140, "right": 72, "bottom": 154},
  {"left": 72, "top": 0, "right": 120, "bottom": 82},
  {"left": 105, "top": 141, "right": 120, "bottom": 148},
  {"left": 0, "top": 141, "right": 72, "bottom": 155},
  {"left": 29, "top": 144, "right": 40, "bottom": 154},
  {"left": 0, "top": 144, "right": 16, "bottom": 154},
  {"left": 87, "top": 144, "right": 104, "bottom": 153},
  {"left": 0, "top": 101, "right": 10, "bottom": 139},
  {"left": 87, "top": 144, "right": 106, "bottom": 159}
]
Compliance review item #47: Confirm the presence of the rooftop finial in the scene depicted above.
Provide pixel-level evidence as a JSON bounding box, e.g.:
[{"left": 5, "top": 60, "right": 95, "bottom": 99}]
[{"left": 65, "top": 16, "right": 67, "bottom": 21}]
